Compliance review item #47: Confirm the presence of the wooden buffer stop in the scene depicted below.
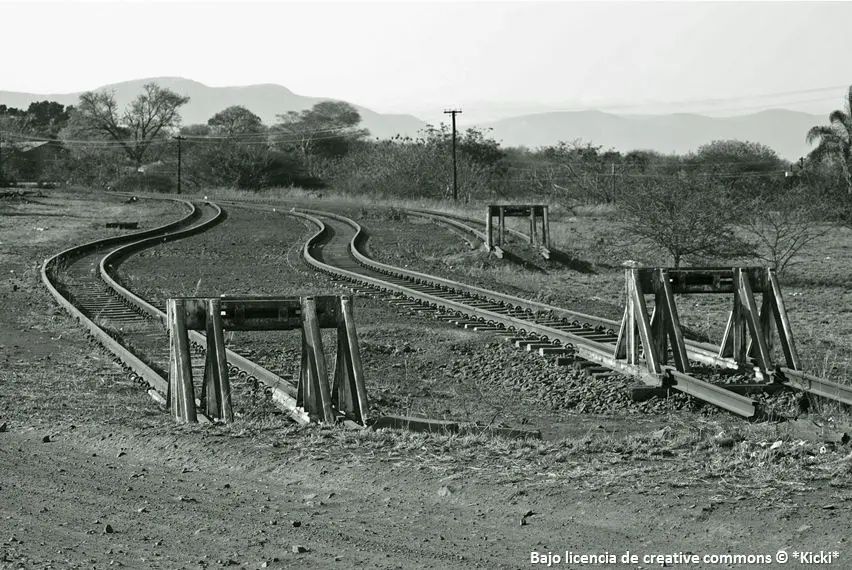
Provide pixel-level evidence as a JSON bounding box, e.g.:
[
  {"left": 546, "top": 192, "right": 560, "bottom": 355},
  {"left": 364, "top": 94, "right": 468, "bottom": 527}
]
[
  {"left": 615, "top": 266, "right": 803, "bottom": 381},
  {"left": 166, "top": 295, "right": 369, "bottom": 425},
  {"left": 485, "top": 204, "right": 550, "bottom": 257}
]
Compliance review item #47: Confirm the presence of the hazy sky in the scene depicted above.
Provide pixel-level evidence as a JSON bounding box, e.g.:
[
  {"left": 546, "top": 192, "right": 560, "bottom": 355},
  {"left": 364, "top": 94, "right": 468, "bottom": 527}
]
[{"left": 3, "top": 1, "right": 852, "bottom": 122}]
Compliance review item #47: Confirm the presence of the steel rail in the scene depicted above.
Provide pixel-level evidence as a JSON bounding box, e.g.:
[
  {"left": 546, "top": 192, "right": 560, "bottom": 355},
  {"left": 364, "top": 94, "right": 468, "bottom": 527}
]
[
  {"left": 778, "top": 368, "right": 852, "bottom": 406},
  {"left": 99, "top": 204, "right": 308, "bottom": 424},
  {"left": 404, "top": 209, "right": 503, "bottom": 257},
  {"left": 407, "top": 207, "right": 530, "bottom": 243},
  {"left": 42, "top": 195, "right": 308, "bottom": 424},
  {"left": 41, "top": 196, "right": 198, "bottom": 397},
  {"left": 303, "top": 207, "right": 733, "bottom": 368},
  {"left": 291, "top": 208, "right": 760, "bottom": 418},
  {"left": 402, "top": 208, "right": 736, "bottom": 368}
]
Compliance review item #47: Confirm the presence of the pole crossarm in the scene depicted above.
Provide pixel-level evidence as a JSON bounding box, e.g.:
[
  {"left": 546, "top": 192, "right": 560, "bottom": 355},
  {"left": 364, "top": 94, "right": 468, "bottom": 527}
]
[{"left": 167, "top": 295, "right": 369, "bottom": 425}]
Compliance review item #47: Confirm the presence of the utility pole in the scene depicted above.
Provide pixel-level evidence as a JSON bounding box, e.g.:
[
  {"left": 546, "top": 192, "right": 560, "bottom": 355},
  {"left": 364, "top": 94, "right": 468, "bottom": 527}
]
[
  {"left": 173, "top": 135, "right": 185, "bottom": 194},
  {"left": 443, "top": 109, "right": 462, "bottom": 201},
  {"left": 610, "top": 162, "right": 615, "bottom": 201}
]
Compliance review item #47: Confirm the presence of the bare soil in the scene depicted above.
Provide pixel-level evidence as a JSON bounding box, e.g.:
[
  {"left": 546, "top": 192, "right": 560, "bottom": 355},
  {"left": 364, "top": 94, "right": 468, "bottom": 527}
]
[{"left": 1, "top": 192, "right": 850, "bottom": 570}]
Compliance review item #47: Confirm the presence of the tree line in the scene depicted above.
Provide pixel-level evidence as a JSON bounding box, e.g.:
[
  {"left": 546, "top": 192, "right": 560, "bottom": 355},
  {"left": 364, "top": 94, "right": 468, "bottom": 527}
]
[{"left": 2, "top": 81, "right": 851, "bottom": 272}]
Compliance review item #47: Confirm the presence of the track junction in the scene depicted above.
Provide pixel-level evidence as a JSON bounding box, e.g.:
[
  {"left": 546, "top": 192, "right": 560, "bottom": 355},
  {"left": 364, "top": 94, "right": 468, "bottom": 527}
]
[{"left": 42, "top": 195, "right": 852, "bottom": 428}]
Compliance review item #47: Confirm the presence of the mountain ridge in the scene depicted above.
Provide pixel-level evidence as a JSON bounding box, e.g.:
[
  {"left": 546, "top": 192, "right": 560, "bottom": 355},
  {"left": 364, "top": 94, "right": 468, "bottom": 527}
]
[{"left": 0, "top": 77, "right": 826, "bottom": 159}]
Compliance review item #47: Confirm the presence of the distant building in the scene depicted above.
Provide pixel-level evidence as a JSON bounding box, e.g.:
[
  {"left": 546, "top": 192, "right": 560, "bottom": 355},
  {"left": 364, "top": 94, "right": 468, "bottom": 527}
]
[{"left": 0, "top": 139, "right": 64, "bottom": 182}]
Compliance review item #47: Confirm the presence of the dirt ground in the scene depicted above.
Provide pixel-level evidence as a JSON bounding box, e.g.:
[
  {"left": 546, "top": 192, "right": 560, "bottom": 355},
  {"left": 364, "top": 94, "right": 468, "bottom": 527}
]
[{"left": 1, "top": 191, "right": 851, "bottom": 570}]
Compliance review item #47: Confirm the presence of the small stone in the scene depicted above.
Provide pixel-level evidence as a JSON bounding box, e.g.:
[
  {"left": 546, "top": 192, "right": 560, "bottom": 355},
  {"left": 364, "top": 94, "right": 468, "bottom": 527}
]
[
  {"left": 291, "top": 545, "right": 309, "bottom": 554},
  {"left": 117, "top": 452, "right": 126, "bottom": 458},
  {"left": 42, "top": 435, "right": 50, "bottom": 443},
  {"left": 0, "top": 422, "right": 7, "bottom": 432},
  {"left": 103, "top": 524, "right": 114, "bottom": 534},
  {"left": 137, "top": 507, "right": 148, "bottom": 513},
  {"left": 437, "top": 486, "right": 453, "bottom": 497},
  {"left": 291, "top": 520, "right": 301, "bottom": 528},
  {"left": 303, "top": 494, "right": 317, "bottom": 501}
]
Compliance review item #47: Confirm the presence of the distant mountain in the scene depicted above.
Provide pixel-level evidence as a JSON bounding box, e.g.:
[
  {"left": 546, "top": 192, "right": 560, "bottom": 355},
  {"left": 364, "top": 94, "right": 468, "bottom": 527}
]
[
  {"left": 0, "top": 77, "right": 427, "bottom": 139},
  {"left": 0, "top": 78, "right": 829, "bottom": 159},
  {"left": 474, "top": 109, "right": 823, "bottom": 161}
]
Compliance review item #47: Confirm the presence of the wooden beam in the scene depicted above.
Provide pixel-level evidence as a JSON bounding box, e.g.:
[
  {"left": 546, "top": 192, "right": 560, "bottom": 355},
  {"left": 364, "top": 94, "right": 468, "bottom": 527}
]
[
  {"left": 204, "top": 299, "right": 233, "bottom": 422},
  {"left": 768, "top": 269, "right": 801, "bottom": 369},
  {"left": 657, "top": 269, "right": 690, "bottom": 372},
  {"left": 629, "top": 269, "right": 660, "bottom": 373},
  {"left": 167, "top": 299, "right": 197, "bottom": 423},
  {"left": 301, "top": 297, "right": 336, "bottom": 423},
  {"left": 737, "top": 269, "right": 772, "bottom": 373}
]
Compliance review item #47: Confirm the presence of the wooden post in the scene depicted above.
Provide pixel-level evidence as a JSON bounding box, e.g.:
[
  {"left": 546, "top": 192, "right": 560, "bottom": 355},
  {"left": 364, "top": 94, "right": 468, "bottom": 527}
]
[
  {"left": 529, "top": 207, "right": 537, "bottom": 245},
  {"left": 542, "top": 206, "right": 550, "bottom": 249},
  {"left": 629, "top": 269, "right": 660, "bottom": 373},
  {"left": 614, "top": 303, "right": 628, "bottom": 359},
  {"left": 720, "top": 270, "right": 748, "bottom": 364},
  {"left": 626, "top": 269, "right": 637, "bottom": 364},
  {"left": 485, "top": 206, "right": 493, "bottom": 250},
  {"left": 650, "top": 294, "right": 667, "bottom": 364},
  {"left": 331, "top": 296, "right": 370, "bottom": 424},
  {"left": 656, "top": 269, "right": 690, "bottom": 372},
  {"left": 204, "top": 299, "right": 233, "bottom": 422},
  {"left": 737, "top": 269, "right": 772, "bottom": 374},
  {"left": 167, "top": 299, "right": 197, "bottom": 423},
  {"left": 768, "top": 269, "right": 800, "bottom": 369},
  {"left": 498, "top": 206, "right": 505, "bottom": 247},
  {"left": 719, "top": 309, "right": 734, "bottom": 358},
  {"left": 758, "top": 292, "right": 774, "bottom": 353},
  {"left": 300, "top": 297, "right": 336, "bottom": 423}
]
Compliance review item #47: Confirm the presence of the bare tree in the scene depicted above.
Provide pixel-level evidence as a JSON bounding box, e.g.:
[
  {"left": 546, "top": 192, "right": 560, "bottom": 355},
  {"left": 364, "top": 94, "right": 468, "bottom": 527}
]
[
  {"left": 619, "top": 175, "right": 752, "bottom": 267},
  {"left": 740, "top": 187, "right": 830, "bottom": 274},
  {"left": 73, "top": 83, "right": 190, "bottom": 170}
]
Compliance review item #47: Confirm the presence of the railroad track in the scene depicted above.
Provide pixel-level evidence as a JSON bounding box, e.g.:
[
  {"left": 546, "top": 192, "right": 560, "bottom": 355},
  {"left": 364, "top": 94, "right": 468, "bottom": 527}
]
[
  {"left": 284, "top": 206, "right": 851, "bottom": 419},
  {"left": 41, "top": 195, "right": 307, "bottom": 424},
  {"left": 405, "top": 207, "right": 548, "bottom": 258}
]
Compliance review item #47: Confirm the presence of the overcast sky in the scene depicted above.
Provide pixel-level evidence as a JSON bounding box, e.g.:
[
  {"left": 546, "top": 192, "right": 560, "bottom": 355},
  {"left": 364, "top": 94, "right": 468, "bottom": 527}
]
[{"left": 3, "top": 1, "right": 851, "bottom": 122}]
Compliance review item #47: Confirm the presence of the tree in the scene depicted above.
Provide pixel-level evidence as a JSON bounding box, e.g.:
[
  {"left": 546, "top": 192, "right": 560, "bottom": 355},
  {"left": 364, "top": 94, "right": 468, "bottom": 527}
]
[
  {"left": 25, "top": 101, "right": 73, "bottom": 138},
  {"left": 72, "top": 82, "right": 190, "bottom": 170},
  {"left": 619, "top": 175, "right": 752, "bottom": 267},
  {"left": 739, "top": 186, "right": 830, "bottom": 274},
  {"left": 807, "top": 85, "right": 852, "bottom": 195},
  {"left": 273, "top": 101, "right": 368, "bottom": 176},
  {"left": 537, "top": 140, "right": 623, "bottom": 203},
  {"left": 685, "top": 140, "right": 788, "bottom": 198},
  {"left": 207, "top": 106, "right": 265, "bottom": 138}
]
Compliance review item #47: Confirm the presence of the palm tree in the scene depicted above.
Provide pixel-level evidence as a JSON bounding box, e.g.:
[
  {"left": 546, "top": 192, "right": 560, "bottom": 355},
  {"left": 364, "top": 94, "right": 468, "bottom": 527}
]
[{"left": 806, "top": 86, "right": 852, "bottom": 194}]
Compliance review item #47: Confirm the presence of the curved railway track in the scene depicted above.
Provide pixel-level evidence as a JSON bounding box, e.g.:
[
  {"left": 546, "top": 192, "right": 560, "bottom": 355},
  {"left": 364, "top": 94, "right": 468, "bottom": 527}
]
[
  {"left": 42, "top": 195, "right": 307, "bottom": 424},
  {"left": 282, "top": 205, "right": 851, "bottom": 419},
  {"left": 405, "top": 207, "right": 546, "bottom": 259},
  {"left": 43, "top": 195, "right": 849, "bottom": 426}
]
